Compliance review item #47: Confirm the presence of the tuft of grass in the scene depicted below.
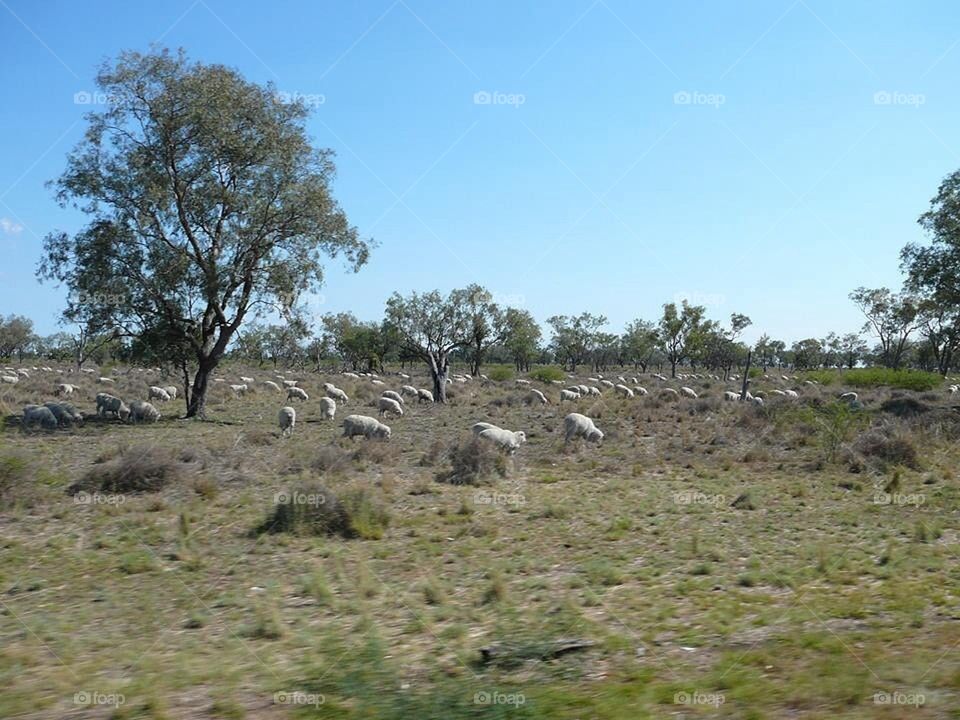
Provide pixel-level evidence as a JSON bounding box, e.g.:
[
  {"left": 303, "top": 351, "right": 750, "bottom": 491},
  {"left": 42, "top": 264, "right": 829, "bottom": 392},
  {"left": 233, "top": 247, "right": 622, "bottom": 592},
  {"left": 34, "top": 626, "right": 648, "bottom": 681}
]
[
  {"left": 71, "top": 444, "right": 184, "bottom": 495},
  {"left": 436, "top": 437, "right": 507, "bottom": 485},
  {"left": 255, "top": 483, "right": 389, "bottom": 540}
]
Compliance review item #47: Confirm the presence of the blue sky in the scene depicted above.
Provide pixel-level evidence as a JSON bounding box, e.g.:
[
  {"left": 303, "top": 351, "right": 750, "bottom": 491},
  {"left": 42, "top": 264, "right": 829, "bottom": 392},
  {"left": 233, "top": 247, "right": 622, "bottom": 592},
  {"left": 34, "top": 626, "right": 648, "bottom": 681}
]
[{"left": 1, "top": 0, "right": 958, "bottom": 344}]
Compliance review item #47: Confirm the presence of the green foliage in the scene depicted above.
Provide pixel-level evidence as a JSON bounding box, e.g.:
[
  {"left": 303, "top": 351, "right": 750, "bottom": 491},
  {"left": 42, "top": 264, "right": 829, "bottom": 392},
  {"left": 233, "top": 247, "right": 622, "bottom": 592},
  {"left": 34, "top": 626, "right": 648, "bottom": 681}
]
[
  {"left": 528, "top": 365, "right": 566, "bottom": 383},
  {"left": 777, "top": 402, "right": 870, "bottom": 462},
  {"left": 486, "top": 365, "right": 515, "bottom": 381}
]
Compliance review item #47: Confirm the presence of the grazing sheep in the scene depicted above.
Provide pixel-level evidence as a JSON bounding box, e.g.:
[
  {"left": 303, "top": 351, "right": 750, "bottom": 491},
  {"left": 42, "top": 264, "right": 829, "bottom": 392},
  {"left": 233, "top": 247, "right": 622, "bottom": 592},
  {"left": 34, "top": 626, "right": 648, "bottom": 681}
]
[
  {"left": 382, "top": 390, "right": 405, "bottom": 405},
  {"left": 784, "top": 389, "right": 799, "bottom": 399},
  {"left": 417, "top": 389, "right": 434, "bottom": 403},
  {"left": 229, "top": 384, "right": 249, "bottom": 397},
  {"left": 586, "top": 386, "right": 602, "bottom": 397},
  {"left": 560, "top": 389, "right": 580, "bottom": 403},
  {"left": 342, "top": 414, "right": 391, "bottom": 440},
  {"left": 471, "top": 421, "right": 500, "bottom": 436},
  {"left": 54, "top": 383, "right": 77, "bottom": 396},
  {"left": 578, "top": 384, "right": 591, "bottom": 395},
  {"left": 563, "top": 413, "right": 604, "bottom": 444},
  {"left": 148, "top": 386, "right": 172, "bottom": 402},
  {"left": 753, "top": 396, "right": 765, "bottom": 406},
  {"left": 633, "top": 386, "right": 649, "bottom": 395},
  {"left": 325, "top": 384, "right": 349, "bottom": 403},
  {"left": 163, "top": 385, "right": 178, "bottom": 400},
  {"left": 723, "top": 391, "right": 739, "bottom": 401},
  {"left": 400, "top": 385, "right": 418, "bottom": 397},
  {"left": 129, "top": 400, "right": 161, "bottom": 423},
  {"left": 263, "top": 380, "right": 281, "bottom": 392},
  {"left": 16, "top": 369, "right": 29, "bottom": 378},
  {"left": 287, "top": 386, "right": 309, "bottom": 401},
  {"left": 240, "top": 376, "right": 255, "bottom": 383},
  {"left": 278, "top": 406, "right": 296, "bottom": 436},
  {"left": 614, "top": 384, "right": 634, "bottom": 398},
  {"left": 343, "top": 372, "right": 360, "bottom": 379},
  {"left": 680, "top": 386, "right": 698, "bottom": 399},
  {"left": 1, "top": 374, "right": 19, "bottom": 384},
  {"left": 377, "top": 396, "right": 404, "bottom": 418},
  {"left": 600, "top": 379, "right": 615, "bottom": 389},
  {"left": 839, "top": 391, "right": 859, "bottom": 402},
  {"left": 282, "top": 380, "right": 298, "bottom": 388},
  {"left": 97, "top": 377, "right": 115, "bottom": 385},
  {"left": 529, "top": 388, "right": 549, "bottom": 404},
  {"left": 319, "top": 397, "right": 336, "bottom": 420},
  {"left": 771, "top": 389, "right": 787, "bottom": 396},
  {"left": 44, "top": 401, "right": 83, "bottom": 426},
  {"left": 23, "top": 405, "right": 58, "bottom": 430},
  {"left": 96, "top": 392, "right": 130, "bottom": 420},
  {"left": 660, "top": 388, "right": 680, "bottom": 399},
  {"left": 478, "top": 427, "right": 527, "bottom": 454},
  {"left": 515, "top": 378, "right": 531, "bottom": 386}
]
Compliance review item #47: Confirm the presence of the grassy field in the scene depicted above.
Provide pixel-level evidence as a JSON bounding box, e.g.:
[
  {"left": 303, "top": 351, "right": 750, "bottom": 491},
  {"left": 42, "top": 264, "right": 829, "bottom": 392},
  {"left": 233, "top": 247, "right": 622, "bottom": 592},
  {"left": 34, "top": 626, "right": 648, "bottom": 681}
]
[{"left": 2, "top": 365, "right": 960, "bottom": 718}]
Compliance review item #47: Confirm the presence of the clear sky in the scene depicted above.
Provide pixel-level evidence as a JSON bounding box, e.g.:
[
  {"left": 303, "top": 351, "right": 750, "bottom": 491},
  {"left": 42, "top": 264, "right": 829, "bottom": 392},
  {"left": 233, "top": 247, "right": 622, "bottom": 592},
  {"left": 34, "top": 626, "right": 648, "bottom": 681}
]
[{"left": 1, "top": 0, "right": 958, "bottom": 344}]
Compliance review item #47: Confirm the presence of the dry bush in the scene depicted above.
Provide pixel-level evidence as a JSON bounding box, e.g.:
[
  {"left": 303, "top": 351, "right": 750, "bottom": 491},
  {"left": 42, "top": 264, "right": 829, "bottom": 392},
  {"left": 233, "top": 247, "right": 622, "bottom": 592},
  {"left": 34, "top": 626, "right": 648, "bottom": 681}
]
[
  {"left": 351, "top": 438, "right": 401, "bottom": 466},
  {"left": 854, "top": 427, "right": 920, "bottom": 470},
  {"left": 255, "top": 482, "right": 390, "bottom": 539},
  {"left": 311, "top": 446, "right": 353, "bottom": 475},
  {"left": 880, "top": 397, "right": 932, "bottom": 418},
  {"left": 436, "top": 436, "right": 507, "bottom": 485},
  {"left": 71, "top": 444, "right": 186, "bottom": 494}
]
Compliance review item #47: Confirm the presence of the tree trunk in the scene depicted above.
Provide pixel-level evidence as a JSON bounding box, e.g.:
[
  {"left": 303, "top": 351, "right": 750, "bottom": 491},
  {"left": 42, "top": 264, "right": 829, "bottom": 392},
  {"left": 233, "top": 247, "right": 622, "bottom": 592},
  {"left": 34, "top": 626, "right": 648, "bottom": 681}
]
[
  {"left": 429, "top": 353, "right": 449, "bottom": 403},
  {"left": 671, "top": 358, "right": 678, "bottom": 378},
  {"left": 186, "top": 359, "right": 217, "bottom": 418},
  {"left": 740, "top": 351, "right": 752, "bottom": 401}
]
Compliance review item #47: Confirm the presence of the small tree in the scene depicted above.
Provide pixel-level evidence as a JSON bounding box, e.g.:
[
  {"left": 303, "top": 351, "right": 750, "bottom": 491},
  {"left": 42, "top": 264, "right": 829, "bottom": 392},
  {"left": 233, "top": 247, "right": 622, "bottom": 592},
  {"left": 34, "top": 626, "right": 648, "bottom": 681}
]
[
  {"left": 0, "top": 315, "right": 35, "bottom": 362},
  {"left": 460, "top": 285, "right": 506, "bottom": 376},
  {"left": 849, "top": 287, "right": 919, "bottom": 369},
  {"left": 502, "top": 308, "right": 541, "bottom": 372},
  {"left": 657, "top": 301, "right": 710, "bottom": 377},
  {"left": 547, "top": 312, "right": 607, "bottom": 372},
  {"left": 621, "top": 319, "right": 658, "bottom": 372},
  {"left": 385, "top": 289, "right": 475, "bottom": 402},
  {"left": 38, "top": 49, "right": 369, "bottom": 417}
]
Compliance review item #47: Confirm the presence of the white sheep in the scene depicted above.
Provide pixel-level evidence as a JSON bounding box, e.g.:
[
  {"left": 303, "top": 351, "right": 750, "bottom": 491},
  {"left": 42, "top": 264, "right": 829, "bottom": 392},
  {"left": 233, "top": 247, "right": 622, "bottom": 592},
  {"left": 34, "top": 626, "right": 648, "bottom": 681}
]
[
  {"left": 578, "top": 384, "right": 591, "bottom": 395},
  {"left": 753, "top": 396, "right": 765, "bottom": 406},
  {"left": 586, "top": 386, "right": 601, "bottom": 396},
  {"left": 515, "top": 378, "right": 531, "bottom": 386},
  {"left": 342, "top": 414, "right": 391, "bottom": 440},
  {"left": 54, "top": 383, "right": 77, "bottom": 396},
  {"left": 633, "top": 386, "right": 649, "bottom": 395},
  {"left": 240, "top": 376, "right": 255, "bottom": 383},
  {"left": 723, "top": 391, "right": 739, "bottom": 401},
  {"left": 400, "top": 385, "right": 418, "bottom": 397},
  {"left": 563, "top": 413, "right": 604, "bottom": 444},
  {"left": 229, "top": 383, "right": 249, "bottom": 397},
  {"left": 471, "top": 421, "right": 500, "bottom": 436},
  {"left": 382, "top": 390, "right": 405, "bottom": 405},
  {"left": 278, "top": 406, "right": 296, "bottom": 436},
  {"left": 377, "top": 396, "right": 404, "bottom": 418},
  {"left": 529, "top": 388, "right": 549, "bottom": 404},
  {"left": 560, "top": 389, "right": 580, "bottom": 403},
  {"left": 96, "top": 392, "right": 130, "bottom": 420},
  {"left": 319, "top": 397, "right": 336, "bottom": 419},
  {"left": 478, "top": 427, "right": 527, "bottom": 454},
  {"left": 660, "top": 388, "right": 680, "bottom": 399},
  {"left": 97, "top": 377, "right": 115, "bottom": 384},
  {"left": 600, "top": 379, "right": 615, "bottom": 389},
  {"left": 325, "top": 384, "right": 349, "bottom": 403},
  {"left": 129, "top": 400, "right": 161, "bottom": 423},
  {"left": 43, "top": 401, "right": 83, "bottom": 427},
  {"left": 23, "top": 405, "right": 58, "bottom": 430},
  {"left": 614, "top": 384, "right": 634, "bottom": 398},
  {"left": 371, "top": 379, "right": 386, "bottom": 386},
  {"left": 417, "top": 389, "right": 434, "bottom": 403},
  {"left": 680, "top": 386, "right": 698, "bottom": 399},
  {"left": 163, "top": 385, "right": 178, "bottom": 400},
  {"left": 287, "top": 386, "right": 309, "bottom": 401},
  {"left": 839, "top": 391, "right": 858, "bottom": 402},
  {"left": 263, "top": 380, "right": 281, "bottom": 392},
  {"left": 1, "top": 375, "right": 20, "bottom": 384},
  {"left": 282, "top": 380, "right": 298, "bottom": 388},
  {"left": 148, "top": 386, "right": 172, "bottom": 402},
  {"left": 784, "top": 389, "right": 799, "bottom": 399}
]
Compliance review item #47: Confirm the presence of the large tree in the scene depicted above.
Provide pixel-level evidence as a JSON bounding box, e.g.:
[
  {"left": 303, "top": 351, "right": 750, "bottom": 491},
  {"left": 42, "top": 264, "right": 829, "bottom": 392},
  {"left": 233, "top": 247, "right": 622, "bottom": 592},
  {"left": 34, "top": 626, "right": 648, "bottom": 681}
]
[
  {"left": 620, "top": 319, "right": 658, "bottom": 372},
  {"left": 657, "top": 301, "right": 711, "bottom": 378},
  {"left": 547, "top": 312, "right": 607, "bottom": 372},
  {"left": 0, "top": 315, "right": 35, "bottom": 361},
  {"left": 460, "top": 285, "right": 506, "bottom": 376},
  {"left": 385, "top": 288, "right": 477, "bottom": 402},
  {"left": 38, "top": 49, "right": 369, "bottom": 417},
  {"left": 849, "top": 287, "right": 919, "bottom": 369}
]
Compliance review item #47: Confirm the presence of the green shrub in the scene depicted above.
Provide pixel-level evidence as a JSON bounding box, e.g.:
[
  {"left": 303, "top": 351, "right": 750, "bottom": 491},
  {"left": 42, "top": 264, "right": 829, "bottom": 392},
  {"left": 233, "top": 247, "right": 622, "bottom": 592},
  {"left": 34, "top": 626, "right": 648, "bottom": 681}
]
[
  {"left": 70, "top": 445, "right": 185, "bottom": 495},
  {"left": 436, "top": 437, "right": 507, "bottom": 485},
  {"left": 528, "top": 365, "right": 566, "bottom": 383},
  {"left": 486, "top": 365, "right": 515, "bottom": 382},
  {"left": 256, "top": 483, "right": 390, "bottom": 539}
]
